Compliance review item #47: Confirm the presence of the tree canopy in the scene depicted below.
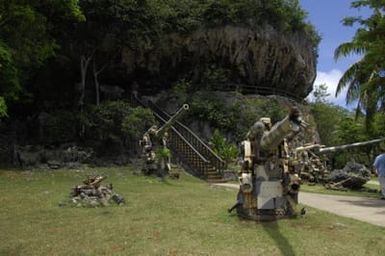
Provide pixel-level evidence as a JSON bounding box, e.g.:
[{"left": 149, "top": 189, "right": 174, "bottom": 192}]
[
  {"left": 335, "top": 0, "right": 385, "bottom": 132},
  {"left": 0, "top": 0, "right": 84, "bottom": 117},
  {"left": 0, "top": 0, "right": 319, "bottom": 119}
]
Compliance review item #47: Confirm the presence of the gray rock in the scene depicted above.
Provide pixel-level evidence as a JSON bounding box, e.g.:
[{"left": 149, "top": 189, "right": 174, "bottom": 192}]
[
  {"left": 327, "top": 161, "right": 371, "bottom": 189},
  {"left": 122, "top": 25, "right": 316, "bottom": 98}
]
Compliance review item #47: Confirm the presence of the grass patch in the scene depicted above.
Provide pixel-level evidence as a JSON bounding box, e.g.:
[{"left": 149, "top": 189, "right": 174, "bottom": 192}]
[
  {"left": 301, "top": 180, "right": 381, "bottom": 199},
  {"left": 1, "top": 166, "right": 385, "bottom": 256}
]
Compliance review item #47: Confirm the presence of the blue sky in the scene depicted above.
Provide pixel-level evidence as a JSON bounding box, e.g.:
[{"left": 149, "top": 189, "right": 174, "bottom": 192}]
[{"left": 299, "top": 0, "right": 371, "bottom": 107}]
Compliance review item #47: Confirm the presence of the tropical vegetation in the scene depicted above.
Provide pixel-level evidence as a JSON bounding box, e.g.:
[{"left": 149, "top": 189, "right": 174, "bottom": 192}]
[{"left": 334, "top": 0, "right": 385, "bottom": 133}]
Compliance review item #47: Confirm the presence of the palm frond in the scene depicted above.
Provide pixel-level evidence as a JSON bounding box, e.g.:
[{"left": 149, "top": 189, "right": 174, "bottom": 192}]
[
  {"left": 334, "top": 42, "right": 367, "bottom": 61},
  {"left": 354, "top": 98, "right": 363, "bottom": 119},
  {"left": 345, "top": 79, "right": 361, "bottom": 104},
  {"left": 335, "top": 62, "right": 362, "bottom": 96}
]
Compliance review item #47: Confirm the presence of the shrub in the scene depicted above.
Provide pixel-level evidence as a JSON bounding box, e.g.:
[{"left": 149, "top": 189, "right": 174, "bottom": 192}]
[
  {"left": 209, "top": 129, "right": 238, "bottom": 166},
  {"left": 40, "top": 110, "right": 79, "bottom": 145},
  {"left": 122, "top": 107, "right": 156, "bottom": 142},
  {"left": 84, "top": 101, "right": 155, "bottom": 154}
]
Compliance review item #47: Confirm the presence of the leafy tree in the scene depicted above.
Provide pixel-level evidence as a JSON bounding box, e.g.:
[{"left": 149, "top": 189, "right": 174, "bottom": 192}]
[
  {"left": 83, "top": 101, "right": 155, "bottom": 154},
  {"left": 67, "top": 0, "right": 162, "bottom": 110},
  {"left": 122, "top": 107, "right": 156, "bottom": 141},
  {"left": 0, "top": 96, "right": 7, "bottom": 118},
  {"left": 310, "top": 102, "right": 351, "bottom": 146},
  {"left": 334, "top": 0, "right": 385, "bottom": 132},
  {"left": 310, "top": 100, "right": 383, "bottom": 167},
  {"left": 0, "top": 0, "right": 83, "bottom": 116},
  {"left": 312, "top": 83, "right": 330, "bottom": 103},
  {"left": 0, "top": 42, "right": 18, "bottom": 117},
  {"left": 371, "top": 112, "right": 385, "bottom": 137}
]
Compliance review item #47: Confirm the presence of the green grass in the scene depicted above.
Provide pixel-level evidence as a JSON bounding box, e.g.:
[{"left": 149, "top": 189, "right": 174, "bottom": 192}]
[
  {"left": 301, "top": 179, "right": 381, "bottom": 199},
  {"left": 1, "top": 166, "right": 385, "bottom": 256}
]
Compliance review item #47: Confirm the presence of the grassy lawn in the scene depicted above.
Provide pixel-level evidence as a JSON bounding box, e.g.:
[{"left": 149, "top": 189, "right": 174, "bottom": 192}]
[
  {"left": 301, "top": 179, "right": 381, "bottom": 199},
  {"left": 1, "top": 166, "right": 385, "bottom": 256}
]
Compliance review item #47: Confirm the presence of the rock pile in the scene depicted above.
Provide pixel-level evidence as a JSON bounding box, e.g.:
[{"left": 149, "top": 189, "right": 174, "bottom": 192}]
[
  {"left": 325, "top": 161, "right": 371, "bottom": 190},
  {"left": 70, "top": 175, "right": 125, "bottom": 207}
]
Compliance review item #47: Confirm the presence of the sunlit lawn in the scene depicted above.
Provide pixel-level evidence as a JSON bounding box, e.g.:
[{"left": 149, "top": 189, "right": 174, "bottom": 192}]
[
  {"left": 300, "top": 178, "right": 381, "bottom": 199},
  {"left": 1, "top": 165, "right": 385, "bottom": 256}
]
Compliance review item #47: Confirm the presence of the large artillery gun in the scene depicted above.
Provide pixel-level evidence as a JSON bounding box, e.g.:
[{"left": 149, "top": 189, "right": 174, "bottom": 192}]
[
  {"left": 230, "top": 107, "right": 307, "bottom": 221},
  {"left": 293, "top": 138, "right": 385, "bottom": 188},
  {"left": 140, "top": 104, "right": 189, "bottom": 177}
]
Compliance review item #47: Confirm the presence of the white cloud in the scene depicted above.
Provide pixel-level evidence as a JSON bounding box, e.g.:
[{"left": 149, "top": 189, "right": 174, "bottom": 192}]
[{"left": 308, "top": 69, "right": 354, "bottom": 108}]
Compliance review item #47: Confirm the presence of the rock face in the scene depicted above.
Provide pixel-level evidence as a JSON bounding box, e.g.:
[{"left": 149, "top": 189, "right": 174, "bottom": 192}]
[
  {"left": 13, "top": 145, "right": 93, "bottom": 169},
  {"left": 122, "top": 25, "right": 316, "bottom": 98}
]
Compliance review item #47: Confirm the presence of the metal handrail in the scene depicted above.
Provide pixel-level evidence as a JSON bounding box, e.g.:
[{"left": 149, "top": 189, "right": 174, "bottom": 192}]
[
  {"left": 155, "top": 113, "right": 211, "bottom": 177},
  {"left": 209, "top": 83, "right": 305, "bottom": 102},
  {"left": 154, "top": 111, "right": 210, "bottom": 164},
  {"left": 137, "top": 83, "right": 306, "bottom": 103},
  {"left": 133, "top": 95, "right": 213, "bottom": 177}
]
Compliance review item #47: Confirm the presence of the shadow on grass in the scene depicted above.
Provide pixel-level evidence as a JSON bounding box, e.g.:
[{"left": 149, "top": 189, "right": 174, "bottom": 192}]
[
  {"left": 139, "top": 176, "right": 184, "bottom": 187},
  {"left": 337, "top": 198, "right": 385, "bottom": 208},
  {"left": 261, "top": 221, "right": 296, "bottom": 256}
]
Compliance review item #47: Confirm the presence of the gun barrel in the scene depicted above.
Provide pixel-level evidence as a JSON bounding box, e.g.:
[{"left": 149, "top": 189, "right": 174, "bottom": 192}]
[
  {"left": 260, "top": 116, "right": 302, "bottom": 151},
  {"left": 318, "top": 138, "right": 385, "bottom": 154},
  {"left": 156, "top": 104, "right": 189, "bottom": 135}
]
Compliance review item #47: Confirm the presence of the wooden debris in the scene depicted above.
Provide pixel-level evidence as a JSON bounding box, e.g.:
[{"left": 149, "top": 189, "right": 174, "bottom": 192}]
[{"left": 70, "top": 175, "right": 125, "bottom": 207}]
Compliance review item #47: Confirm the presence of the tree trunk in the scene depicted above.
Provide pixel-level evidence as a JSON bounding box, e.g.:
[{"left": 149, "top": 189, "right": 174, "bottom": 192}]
[
  {"left": 80, "top": 55, "right": 92, "bottom": 111},
  {"left": 93, "top": 60, "right": 100, "bottom": 106},
  {"left": 92, "top": 57, "right": 110, "bottom": 106},
  {"left": 79, "top": 54, "right": 93, "bottom": 137}
]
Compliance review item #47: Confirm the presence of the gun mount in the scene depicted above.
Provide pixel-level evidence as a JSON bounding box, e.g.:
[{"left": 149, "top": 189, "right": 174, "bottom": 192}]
[
  {"left": 140, "top": 104, "right": 189, "bottom": 178},
  {"left": 231, "top": 107, "right": 306, "bottom": 221}
]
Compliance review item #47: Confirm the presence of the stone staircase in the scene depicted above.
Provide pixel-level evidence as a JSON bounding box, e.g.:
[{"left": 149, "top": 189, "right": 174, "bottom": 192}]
[{"left": 134, "top": 96, "right": 226, "bottom": 182}]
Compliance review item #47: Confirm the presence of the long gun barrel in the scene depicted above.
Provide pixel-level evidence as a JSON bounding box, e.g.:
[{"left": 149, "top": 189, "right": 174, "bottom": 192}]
[
  {"left": 318, "top": 138, "right": 385, "bottom": 154},
  {"left": 156, "top": 104, "right": 189, "bottom": 136}
]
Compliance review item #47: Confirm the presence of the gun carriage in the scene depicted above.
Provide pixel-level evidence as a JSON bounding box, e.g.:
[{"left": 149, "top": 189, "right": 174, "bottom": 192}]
[
  {"left": 140, "top": 104, "right": 189, "bottom": 177},
  {"left": 230, "top": 107, "right": 306, "bottom": 221}
]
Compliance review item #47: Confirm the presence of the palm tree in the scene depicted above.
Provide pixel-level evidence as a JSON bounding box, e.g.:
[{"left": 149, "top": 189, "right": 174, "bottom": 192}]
[{"left": 334, "top": 3, "right": 385, "bottom": 132}]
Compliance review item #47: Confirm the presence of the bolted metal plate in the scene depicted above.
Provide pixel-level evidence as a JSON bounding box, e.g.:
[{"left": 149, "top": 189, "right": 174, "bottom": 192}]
[
  {"left": 256, "top": 181, "right": 283, "bottom": 209},
  {"left": 255, "top": 164, "right": 268, "bottom": 180},
  {"left": 257, "top": 181, "right": 282, "bottom": 197}
]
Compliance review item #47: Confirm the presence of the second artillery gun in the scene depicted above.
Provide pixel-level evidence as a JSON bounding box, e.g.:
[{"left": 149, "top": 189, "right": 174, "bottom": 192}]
[
  {"left": 292, "top": 138, "right": 385, "bottom": 187},
  {"left": 140, "top": 104, "right": 189, "bottom": 178}
]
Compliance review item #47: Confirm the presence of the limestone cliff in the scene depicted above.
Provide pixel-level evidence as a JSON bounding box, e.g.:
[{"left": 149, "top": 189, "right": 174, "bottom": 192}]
[{"left": 122, "top": 25, "right": 316, "bottom": 98}]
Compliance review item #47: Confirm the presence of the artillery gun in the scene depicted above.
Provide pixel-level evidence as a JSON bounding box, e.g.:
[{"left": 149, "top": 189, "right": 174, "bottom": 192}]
[
  {"left": 140, "top": 104, "right": 189, "bottom": 177},
  {"left": 229, "top": 107, "right": 307, "bottom": 221},
  {"left": 292, "top": 138, "right": 385, "bottom": 187}
]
